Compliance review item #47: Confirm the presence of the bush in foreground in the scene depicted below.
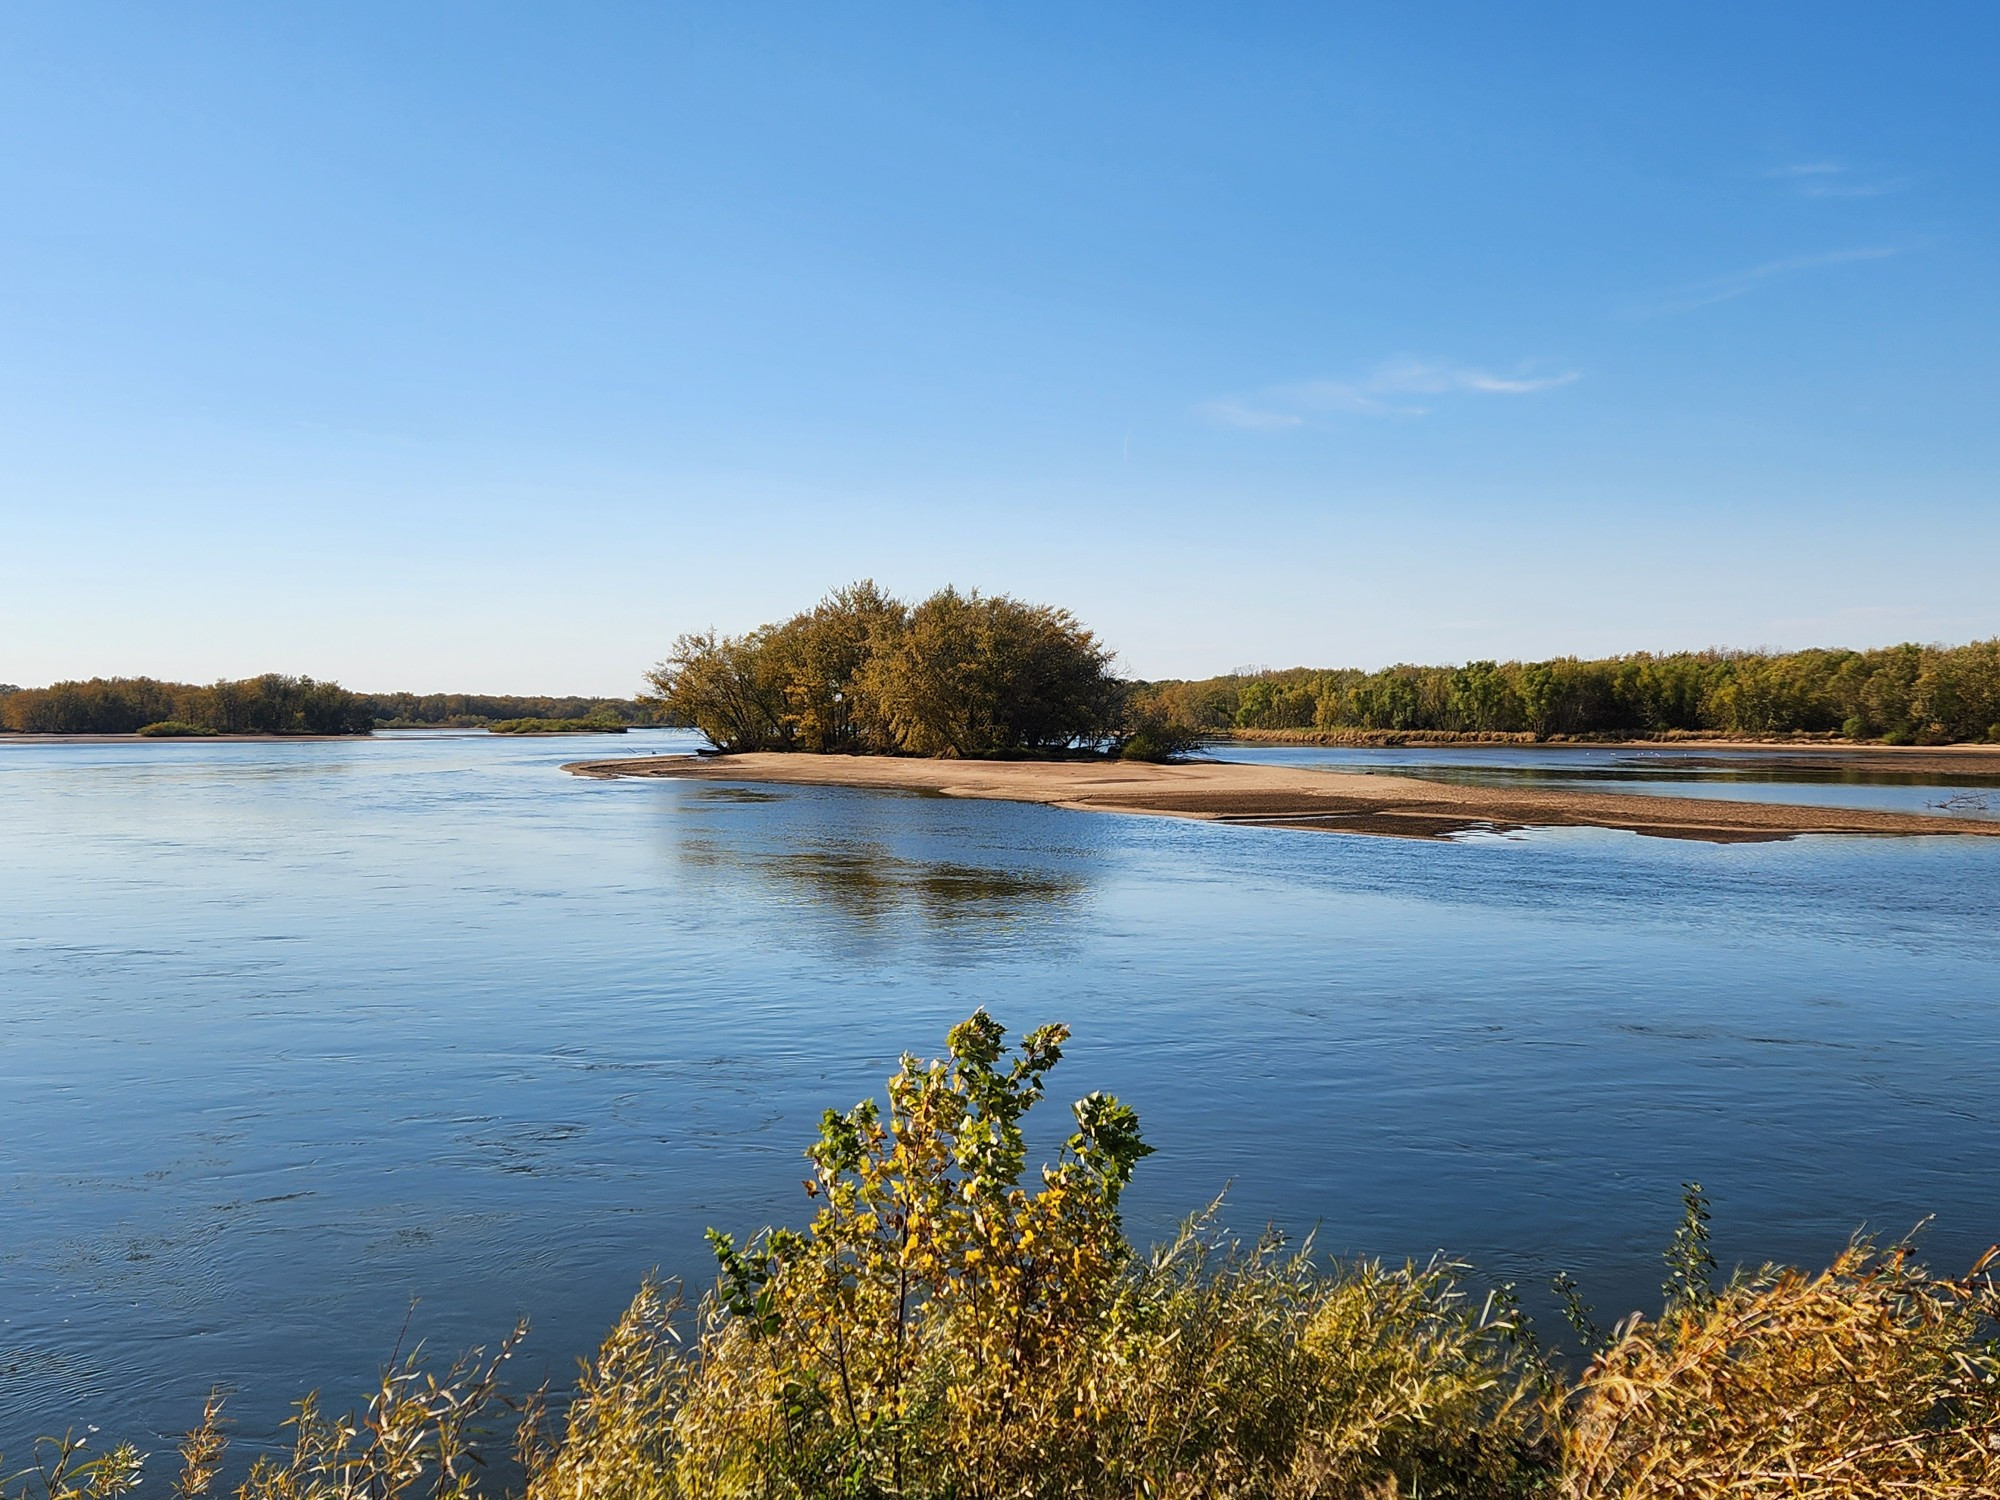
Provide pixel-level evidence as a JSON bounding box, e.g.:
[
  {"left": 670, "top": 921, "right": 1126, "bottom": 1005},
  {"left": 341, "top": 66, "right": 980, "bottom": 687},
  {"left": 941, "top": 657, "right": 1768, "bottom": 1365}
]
[{"left": 8, "top": 1017, "right": 1997, "bottom": 1500}]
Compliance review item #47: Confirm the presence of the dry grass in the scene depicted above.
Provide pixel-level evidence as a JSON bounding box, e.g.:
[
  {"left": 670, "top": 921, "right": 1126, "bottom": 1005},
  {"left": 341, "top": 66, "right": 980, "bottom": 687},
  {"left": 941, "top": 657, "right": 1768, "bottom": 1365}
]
[
  {"left": 9, "top": 1017, "right": 1998, "bottom": 1500},
  {"left": 1562, "top": 1242, "right": 2000, "bottom": 1498},
  {"left": 3, "top": 1330, "right": 525, "bottom": 1500}
]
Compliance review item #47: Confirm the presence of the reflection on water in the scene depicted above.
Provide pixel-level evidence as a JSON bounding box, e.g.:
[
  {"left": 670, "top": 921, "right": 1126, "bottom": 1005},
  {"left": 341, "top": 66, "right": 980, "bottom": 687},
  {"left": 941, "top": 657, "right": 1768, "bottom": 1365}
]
[
  {"left": 3, "top": 731, "right": 1999, "bottom": 1455},
  {"left": 664, "top": 781, "right": 1091, "bottom": 933},
  {"left": 677, "top": 836, "right": 1085, "bottom": 925},
  {"left": 672, "top": 783, "right": 1086, "bottom": 927}
]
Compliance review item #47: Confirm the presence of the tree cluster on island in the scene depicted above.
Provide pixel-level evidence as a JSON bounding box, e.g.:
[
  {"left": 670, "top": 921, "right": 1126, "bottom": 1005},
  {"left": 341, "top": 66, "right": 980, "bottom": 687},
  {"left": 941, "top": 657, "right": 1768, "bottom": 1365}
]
[{"left": 645, "top": 581, "right": 1198, "bottom": 760}]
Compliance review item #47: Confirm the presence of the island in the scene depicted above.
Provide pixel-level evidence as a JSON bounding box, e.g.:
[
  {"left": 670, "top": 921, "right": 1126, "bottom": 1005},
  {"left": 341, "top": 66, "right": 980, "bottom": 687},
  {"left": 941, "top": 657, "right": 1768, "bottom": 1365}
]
[
  {"left": 564, "top": 750, "right": 2000, "bottom": 843},
  {"left": 587, "top": 582, "right": 2000, "bottom": 841}
]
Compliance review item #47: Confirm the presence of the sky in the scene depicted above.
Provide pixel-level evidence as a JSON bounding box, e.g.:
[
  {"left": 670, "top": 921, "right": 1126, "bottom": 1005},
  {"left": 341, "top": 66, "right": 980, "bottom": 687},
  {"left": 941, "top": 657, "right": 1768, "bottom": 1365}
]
[{"left": 3, "top": 4, "right": 1996, "bottom": 694}]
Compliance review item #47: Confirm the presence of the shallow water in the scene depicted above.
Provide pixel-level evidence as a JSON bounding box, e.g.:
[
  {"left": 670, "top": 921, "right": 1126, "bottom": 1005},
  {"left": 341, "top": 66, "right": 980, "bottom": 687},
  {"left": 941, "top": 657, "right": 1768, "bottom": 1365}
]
[
  {"left": 1210, "top": 741, "right": 2000, "bottom": 818},
  {"left": 4, "top": 732, "right": 1999, "bottom": 1452}
]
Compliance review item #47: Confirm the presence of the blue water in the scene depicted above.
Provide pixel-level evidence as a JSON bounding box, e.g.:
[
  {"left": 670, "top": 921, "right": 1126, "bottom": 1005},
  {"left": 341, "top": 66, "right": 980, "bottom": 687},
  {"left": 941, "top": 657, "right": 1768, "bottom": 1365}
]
[
  {"left": 4, "top": 731, "right": 1999, "bottom": 1455},
  {"left": 1208, "top": 742, "right": 2000, "bottom": 819}
]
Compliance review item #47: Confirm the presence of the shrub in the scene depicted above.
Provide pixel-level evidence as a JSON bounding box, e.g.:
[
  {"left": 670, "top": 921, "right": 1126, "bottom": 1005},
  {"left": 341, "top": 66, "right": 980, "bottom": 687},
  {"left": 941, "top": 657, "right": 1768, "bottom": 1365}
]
[
  {"left": 136, "top": 721, "right": 219, "bottom": 737},
  {"left": 527, "top": 1013, "right": 1548, "bottom": 1500},
  {"left": 1117, "top": 689, "right": 1206, "bottom": 761}
]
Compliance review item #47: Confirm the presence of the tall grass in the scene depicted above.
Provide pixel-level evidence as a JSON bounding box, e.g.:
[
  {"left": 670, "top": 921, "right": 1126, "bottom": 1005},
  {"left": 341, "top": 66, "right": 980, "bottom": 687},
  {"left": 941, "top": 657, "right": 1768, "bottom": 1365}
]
[{"left": 9, "top": 1016, "right": 1996, "bottom": 1500}]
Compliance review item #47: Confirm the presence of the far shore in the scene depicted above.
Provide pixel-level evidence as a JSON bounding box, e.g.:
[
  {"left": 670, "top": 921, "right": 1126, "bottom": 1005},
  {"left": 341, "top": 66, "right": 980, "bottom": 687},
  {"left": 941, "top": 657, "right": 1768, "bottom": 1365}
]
[
  {"left": 0, "top": 731, "right": 376, "bottom": 744},
  {"left": 1215, "top": 732, "right": 2000, "bottom": 778},
  {"left": 563, "top": 751, "right": 2000, "bottom": 844}
]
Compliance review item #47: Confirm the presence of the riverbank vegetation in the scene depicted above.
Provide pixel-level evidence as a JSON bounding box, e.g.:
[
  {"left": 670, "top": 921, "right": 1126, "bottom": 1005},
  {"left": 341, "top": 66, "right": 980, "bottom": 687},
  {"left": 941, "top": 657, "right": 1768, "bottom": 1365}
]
[
  {"left": 0, "top": 676, "right": 374, "bottom": 735},
  {"left": 0, "top": 682, "right": 662, "bottom": 735},
  {"left": 362, "top": 693, "right": 660, "bottom": 729},
  {"left": 488, "top": 716, "right": 629, "bottom": 734},
  {"left": 647, "top": 582, "right": 1148, "bottom": 758},
  {"left": 651, "top": 591, "right": 2000, "bottom": 754},
  {"left": 11, "top": 1014, "right": 1994, "bottom": 1500},
  {"left": 1146, "top": 640, "right": 2000, "bottom": 745}
]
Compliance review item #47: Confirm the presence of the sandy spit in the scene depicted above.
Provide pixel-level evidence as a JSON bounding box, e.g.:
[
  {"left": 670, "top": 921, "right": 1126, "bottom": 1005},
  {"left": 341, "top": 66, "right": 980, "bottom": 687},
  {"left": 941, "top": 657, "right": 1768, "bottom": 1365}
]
[{"left": 563, "top": 753, "right": 2000, "bottom": 844}]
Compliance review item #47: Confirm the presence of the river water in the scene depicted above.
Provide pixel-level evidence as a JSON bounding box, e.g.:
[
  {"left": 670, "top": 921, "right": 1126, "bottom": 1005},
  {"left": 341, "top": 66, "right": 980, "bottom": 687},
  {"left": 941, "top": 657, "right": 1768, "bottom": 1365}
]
[{"left": 4, "top": 731, "right": 1998, "bottom": 1453}]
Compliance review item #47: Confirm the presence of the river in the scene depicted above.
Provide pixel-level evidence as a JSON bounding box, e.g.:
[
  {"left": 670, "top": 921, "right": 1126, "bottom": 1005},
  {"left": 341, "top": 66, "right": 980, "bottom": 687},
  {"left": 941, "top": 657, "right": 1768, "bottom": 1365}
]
[{"left": 4, "top": 730, "right": 1997, "bottom": 1452}]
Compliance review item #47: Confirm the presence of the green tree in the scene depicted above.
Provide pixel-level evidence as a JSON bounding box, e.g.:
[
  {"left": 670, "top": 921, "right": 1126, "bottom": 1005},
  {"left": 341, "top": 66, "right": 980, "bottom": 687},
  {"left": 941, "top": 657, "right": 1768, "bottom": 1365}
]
[
  {"left": 861, "top": 588, "right": 1124, "bottom": 756},
  {"left": 643, "top": 628, "right": 793, "bottom": 751}
]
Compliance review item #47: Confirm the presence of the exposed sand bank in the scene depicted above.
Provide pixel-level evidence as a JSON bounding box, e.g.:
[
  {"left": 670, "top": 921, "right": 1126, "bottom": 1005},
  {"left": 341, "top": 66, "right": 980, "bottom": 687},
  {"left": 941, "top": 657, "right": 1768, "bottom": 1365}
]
[
  {"left": 564, "top": 753, "right": 2000, "bottom": 843},
  {"left": 1557, "top": 743, "right": 2000, "bottom": 778},
  {"left": 1217, "top": 733, "right": 2000, "bottom": 779}
]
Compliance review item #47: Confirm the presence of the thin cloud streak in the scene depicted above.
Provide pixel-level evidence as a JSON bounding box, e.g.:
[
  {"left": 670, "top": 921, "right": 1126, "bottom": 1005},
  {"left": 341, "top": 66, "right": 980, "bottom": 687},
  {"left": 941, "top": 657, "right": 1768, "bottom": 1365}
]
[
  {"left": 1200, "top": 358, "right": 1579, "bottom": 430},
  {"left": 1625, "top": 245, "right": 1910, "bottom": 319},
  {"left": 1769, "top": 161, "right": 1908, "bottom": 199}
]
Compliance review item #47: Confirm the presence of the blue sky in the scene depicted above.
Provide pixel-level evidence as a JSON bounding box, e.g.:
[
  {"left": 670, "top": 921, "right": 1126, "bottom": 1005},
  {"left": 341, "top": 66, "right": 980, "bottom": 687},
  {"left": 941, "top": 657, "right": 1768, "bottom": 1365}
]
[{"left": 3, "top": 4, "right": 1995, "bottom": 693}]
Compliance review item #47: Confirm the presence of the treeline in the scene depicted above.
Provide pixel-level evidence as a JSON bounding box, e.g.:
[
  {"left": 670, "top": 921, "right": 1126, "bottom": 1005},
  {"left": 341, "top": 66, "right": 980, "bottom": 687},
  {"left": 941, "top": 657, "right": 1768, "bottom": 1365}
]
[
  {"left": 0, "top": 680, "right": 665, "bottom": 734},
  {"left": 359, "top": 692, "right": 660, "bottom": 728},
  {"left": 649, "top": 582, "right": 1170, "bottom": 757},
  {"left": 1144, "top": 640, "right": 2000, "bottom": 744},
  {"left": 0, "top": 675, "right": 373, "bottom": 735}
]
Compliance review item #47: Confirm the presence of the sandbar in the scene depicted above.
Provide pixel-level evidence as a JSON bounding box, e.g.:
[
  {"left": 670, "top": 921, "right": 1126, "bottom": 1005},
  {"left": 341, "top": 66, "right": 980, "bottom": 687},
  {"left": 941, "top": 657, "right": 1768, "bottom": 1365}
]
[{"left": 563, "top": 753, "right": 2000, "bottom": 844}]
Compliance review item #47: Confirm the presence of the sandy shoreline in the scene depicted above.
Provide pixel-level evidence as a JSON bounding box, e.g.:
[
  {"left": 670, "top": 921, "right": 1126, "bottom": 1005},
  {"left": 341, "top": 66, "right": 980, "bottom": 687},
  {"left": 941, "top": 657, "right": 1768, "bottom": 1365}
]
[
  {"left": 564, "top": 752, "right": 2000, "bottom": 843},
  {"left": 1217, "top": 736, "right": 2000, "bottom": 779}
]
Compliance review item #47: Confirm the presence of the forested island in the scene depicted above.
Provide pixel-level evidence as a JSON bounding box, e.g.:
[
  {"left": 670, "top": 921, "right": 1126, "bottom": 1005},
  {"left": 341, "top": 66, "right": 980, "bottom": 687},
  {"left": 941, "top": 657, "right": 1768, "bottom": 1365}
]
[
  {"left": 650, "top": 582, "right": 2000, "bottom": 754},
  {"left": 647, "top": 581, "right": 1179, "bottom": 756},
  {"left": 0, "top": 678, "right": 657, "bottom": 736}
]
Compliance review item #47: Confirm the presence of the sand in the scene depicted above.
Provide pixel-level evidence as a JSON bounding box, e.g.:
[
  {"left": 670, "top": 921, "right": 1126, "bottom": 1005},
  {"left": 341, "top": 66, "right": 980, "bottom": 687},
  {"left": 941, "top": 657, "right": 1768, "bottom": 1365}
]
[{"left": 563, "top": 752, "right": 2000, "bottom": 844}]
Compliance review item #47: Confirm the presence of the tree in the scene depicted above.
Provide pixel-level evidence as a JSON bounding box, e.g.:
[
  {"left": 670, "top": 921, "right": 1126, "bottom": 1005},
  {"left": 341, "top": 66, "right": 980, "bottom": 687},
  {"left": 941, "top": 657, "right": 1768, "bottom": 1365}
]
[
  {"left": 861, "top": 588, "right": 1125, "bottom": 756},
  {"left": 643, "top": 629, "right": 792, "bottom": 751},
  {"left": 770, "top": 580, "right": 908, "bottom": 752}
]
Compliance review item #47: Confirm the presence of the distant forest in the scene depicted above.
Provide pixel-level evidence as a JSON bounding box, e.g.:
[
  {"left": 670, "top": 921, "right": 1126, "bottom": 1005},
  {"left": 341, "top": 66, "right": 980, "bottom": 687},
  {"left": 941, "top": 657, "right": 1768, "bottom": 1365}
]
[
  {"left": 1142, "top": 639, "right": 2000, "bottom": 745},
  {"left": 362, "top": 691, "right": 661, "bottom": 728},
  {"left": 8, "top": 637, "right": 1998, "bottom": 744},
  {"left": 0, "top": 677, "right": 661, "bottom": 735}
]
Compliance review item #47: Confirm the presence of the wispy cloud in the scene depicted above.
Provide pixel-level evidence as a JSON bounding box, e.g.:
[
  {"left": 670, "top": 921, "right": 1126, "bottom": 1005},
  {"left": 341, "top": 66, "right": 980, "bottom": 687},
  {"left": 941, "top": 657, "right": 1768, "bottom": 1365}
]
[
  {"left": 1199, "top": 358, "right": 1579, "bottom": 429},
  {"left": 1625, "top": 245, "right": 1910, "bottom": 319},
  {"left": 1770, "top": 161, "right": 1908, "bottom": 199}
]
